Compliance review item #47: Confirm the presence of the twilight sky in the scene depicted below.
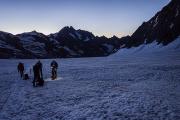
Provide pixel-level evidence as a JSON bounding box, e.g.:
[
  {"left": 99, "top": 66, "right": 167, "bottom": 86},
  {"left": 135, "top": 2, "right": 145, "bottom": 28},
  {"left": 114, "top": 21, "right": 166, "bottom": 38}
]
[{"left": 0, "top": 0, "right": 170, "bottom": 38}]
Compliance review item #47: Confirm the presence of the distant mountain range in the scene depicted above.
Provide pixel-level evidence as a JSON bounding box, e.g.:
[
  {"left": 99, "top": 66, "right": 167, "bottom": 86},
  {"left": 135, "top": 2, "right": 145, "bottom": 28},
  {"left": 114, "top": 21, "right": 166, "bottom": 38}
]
[
  {"left": 0, "top": 0, "right": 179, "bottom": 59},
  {"left": 0, "top": 27, "right": 120, "bottom": 58}
]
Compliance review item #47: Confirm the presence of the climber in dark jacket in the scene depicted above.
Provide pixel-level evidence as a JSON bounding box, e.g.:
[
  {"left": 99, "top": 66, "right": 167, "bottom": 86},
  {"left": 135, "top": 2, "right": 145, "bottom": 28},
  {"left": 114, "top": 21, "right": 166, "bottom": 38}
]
[
  {"left": 17, "top": 62, "right": 24, "bottom": 78},
  {"left": 51, "top": 60, "right": 58, "bottom": 80},
  {"left": 33, "top": 61, "right": 43, "bottom": 87}
]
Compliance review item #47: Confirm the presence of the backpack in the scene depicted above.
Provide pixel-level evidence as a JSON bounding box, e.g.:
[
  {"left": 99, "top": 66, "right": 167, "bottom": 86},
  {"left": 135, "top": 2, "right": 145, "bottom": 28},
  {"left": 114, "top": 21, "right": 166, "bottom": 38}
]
[
  {"left": 23, "top": 74, "right": 29, "bottom": 80},
  {"left": 38, "top": 78, "right": 44, "bottom": 86}
]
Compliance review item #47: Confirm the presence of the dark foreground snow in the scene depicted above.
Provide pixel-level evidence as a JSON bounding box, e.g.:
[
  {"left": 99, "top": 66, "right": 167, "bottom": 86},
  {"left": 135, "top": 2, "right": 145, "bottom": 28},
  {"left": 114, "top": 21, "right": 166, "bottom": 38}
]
[{"left": 0, "top": 40, "right": 180, "bottom": 120}]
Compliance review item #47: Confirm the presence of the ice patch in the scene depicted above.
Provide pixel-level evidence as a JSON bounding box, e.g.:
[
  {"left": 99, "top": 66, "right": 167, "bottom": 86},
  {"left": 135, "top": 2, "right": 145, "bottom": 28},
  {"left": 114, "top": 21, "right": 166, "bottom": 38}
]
[
  {"left": 44, "top": 77, "right": 63, "bottom": 81},
  {"left": 150, "top": 20, "right": 153, "bottom": 24},
  {"left": 84, "top": 37, "right": 90, "bottom": 42},
  {"left": 63, "top": 46, "right": 78, "bottom": 56},
  {"left": 49, "top": 38, "right": 59, "bottom": 45},
  {"left": 103, "top": 44, "right": 114, "bottom": 53},
  {"left": 69, "top": 33, "right": 76, "bottom": 39},
  {"left": 75, "top": 31, "right": 82, "bottom": 39},
  {"left": 153, "top": 15, "right": 159, "bottom": 28}
]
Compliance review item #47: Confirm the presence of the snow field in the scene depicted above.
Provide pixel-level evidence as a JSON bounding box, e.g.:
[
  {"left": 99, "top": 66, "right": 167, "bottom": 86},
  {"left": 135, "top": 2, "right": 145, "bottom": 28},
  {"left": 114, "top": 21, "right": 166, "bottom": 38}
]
[{"left": 0, "top": 38, "right": 180, "bottom": 119}]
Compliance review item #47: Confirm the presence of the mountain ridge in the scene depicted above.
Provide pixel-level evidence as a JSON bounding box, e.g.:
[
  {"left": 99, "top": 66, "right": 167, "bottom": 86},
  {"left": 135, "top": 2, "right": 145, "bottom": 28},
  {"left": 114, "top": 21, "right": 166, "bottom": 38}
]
[
  {"left": 0, "top": 0, "right": 179, "bottom": 58},
  {"left": 0, "top": 26, "right": 120, "bottom": 58}
]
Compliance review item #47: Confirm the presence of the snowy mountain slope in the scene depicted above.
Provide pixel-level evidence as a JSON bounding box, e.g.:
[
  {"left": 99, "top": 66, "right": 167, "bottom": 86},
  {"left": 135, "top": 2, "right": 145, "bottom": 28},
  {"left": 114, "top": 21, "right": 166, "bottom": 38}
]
[
  {"left": 16, "top": 31, "right": 56, "bottom": 58},
  {"left": 48, "top": 26, "right": 118, "bottom": 57},
  {"left": 111, "top": 37, "right": 180, "bottom": 57},
  {"left": 0, "top": 46, "right": 180, "bottom": 119},
  {"left": 0, "top": 31, "right": 34, "bottom": 58}
]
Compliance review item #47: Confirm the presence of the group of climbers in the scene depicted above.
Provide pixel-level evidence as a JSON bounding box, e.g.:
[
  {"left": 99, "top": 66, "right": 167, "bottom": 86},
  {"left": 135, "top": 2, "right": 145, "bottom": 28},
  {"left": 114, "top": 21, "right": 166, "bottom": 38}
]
[{"left": 17, "top": 60, "right": 58, "bottom": 87}]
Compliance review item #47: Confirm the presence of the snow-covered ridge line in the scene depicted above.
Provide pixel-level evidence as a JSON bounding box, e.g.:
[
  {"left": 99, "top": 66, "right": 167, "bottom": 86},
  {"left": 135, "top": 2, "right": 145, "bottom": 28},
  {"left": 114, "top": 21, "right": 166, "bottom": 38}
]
[
  {"left": 0, "top": 26, "right": 122, "bottom": 58},
  {"left": 111, "top": 36, "right": 180, "bottom": 57}
]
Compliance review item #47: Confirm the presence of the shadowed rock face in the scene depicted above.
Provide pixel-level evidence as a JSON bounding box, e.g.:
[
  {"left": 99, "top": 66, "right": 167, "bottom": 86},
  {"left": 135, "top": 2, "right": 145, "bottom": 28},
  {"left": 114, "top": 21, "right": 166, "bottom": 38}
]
[
  {"left": 0, "top": 0, "right": 179, "bottom": 58},
  {"left": 131, "top": 0, "right": 180, "bottom": 46}
]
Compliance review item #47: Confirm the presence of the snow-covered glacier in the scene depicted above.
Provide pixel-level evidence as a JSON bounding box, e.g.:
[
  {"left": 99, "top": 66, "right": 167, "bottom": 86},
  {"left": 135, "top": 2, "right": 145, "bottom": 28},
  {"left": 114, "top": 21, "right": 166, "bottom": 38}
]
[{"left": 0, "top": 38, "right": 180, "bottom": 120}]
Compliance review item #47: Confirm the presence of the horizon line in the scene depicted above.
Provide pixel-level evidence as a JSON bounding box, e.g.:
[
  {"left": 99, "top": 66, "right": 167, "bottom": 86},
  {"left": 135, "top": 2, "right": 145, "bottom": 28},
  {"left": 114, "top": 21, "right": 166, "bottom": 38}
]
[{"left": 0, "top": 26, "right": 132, "bottom": 39}]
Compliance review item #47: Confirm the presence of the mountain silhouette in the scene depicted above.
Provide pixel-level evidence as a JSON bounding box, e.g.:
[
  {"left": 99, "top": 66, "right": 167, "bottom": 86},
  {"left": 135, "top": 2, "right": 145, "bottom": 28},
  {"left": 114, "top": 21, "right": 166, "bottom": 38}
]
[{"left": 0, "top": 0, "right": 179, "bottom": 58}]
